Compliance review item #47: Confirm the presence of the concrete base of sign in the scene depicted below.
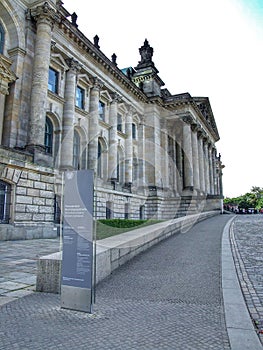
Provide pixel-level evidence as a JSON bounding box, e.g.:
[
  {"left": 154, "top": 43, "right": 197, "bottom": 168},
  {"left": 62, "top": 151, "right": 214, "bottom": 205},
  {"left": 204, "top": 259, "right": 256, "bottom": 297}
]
[
  {"left": 61, "top": 285, "right": 92, "bottom": 313},
  {"left": 36, "top": 211, "right": 219, "bottom": 294}
]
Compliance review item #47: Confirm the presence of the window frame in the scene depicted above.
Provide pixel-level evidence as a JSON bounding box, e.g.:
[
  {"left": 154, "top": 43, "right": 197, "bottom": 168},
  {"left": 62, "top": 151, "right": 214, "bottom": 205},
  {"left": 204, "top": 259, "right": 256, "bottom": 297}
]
[
  {"left": 76, "top": 86, "right": 85, "bottom": 109},
  {"left": 98, "top": 100, "right": 105, "bottom": 121},
  {"left": 73, "top": 130, "right": 81, "bottom": 170},
  {"left": 0, "top": 180, "right": 11, "bottom": 224},
  {"left": 0, "top": 23, "right": 4, "bottom": 54},
  {"left": 132, "top": 123, "right": 137, "bottom": 139},
  {"left": 117, "top": 113, "right": 123, "bottom": 132},
  {"left": 44, "top": 117, "right": 53, "bottom": 154},
  {"left": 48, "top": 67, "right": 59, "bottom": 94}
]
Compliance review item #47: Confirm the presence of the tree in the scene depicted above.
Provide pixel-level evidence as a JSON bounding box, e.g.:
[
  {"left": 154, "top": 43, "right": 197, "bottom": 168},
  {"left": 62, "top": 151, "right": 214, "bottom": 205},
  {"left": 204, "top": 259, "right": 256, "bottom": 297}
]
[{"left": 224, "top": 186, "right": 263, "bottom": 210}]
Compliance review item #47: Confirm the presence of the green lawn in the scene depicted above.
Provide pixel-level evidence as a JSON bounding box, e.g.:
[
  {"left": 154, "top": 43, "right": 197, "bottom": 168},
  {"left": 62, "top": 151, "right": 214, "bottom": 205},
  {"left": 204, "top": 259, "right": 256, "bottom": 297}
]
[{"left": 95, "top": 219, "right": 163, "bottom": 240}]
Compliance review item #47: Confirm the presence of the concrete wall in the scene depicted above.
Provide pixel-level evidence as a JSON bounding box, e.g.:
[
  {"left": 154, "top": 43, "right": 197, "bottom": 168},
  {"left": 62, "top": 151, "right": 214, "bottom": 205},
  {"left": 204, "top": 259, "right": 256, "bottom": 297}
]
[{"left": 36, "top": 211, "right": 219, "bottom": 293}]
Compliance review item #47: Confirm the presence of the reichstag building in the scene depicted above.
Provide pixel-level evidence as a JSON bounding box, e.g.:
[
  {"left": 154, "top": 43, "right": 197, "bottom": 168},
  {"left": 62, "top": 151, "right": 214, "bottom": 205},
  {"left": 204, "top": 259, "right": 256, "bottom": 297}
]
[{"left": 0, "top": 0, "right": 224, "bottom": 240}]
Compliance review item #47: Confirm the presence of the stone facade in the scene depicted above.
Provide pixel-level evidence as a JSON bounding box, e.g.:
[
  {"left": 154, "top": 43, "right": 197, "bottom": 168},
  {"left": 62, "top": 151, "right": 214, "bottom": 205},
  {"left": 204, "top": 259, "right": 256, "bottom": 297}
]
[{"left": 0, "top": 0, "right": 224, "bottom": 240}]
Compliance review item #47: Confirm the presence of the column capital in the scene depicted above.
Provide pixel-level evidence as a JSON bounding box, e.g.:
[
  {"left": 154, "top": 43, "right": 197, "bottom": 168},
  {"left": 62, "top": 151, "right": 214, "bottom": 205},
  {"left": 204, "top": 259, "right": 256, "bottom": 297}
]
[
  {"left": 191, "top": 122, "right": 199, "bottom": 132},
  {"left": 65, "top": 57, "right": 82, "bottom": 73},
  {"left": 91, "top": 77, "right": 103, "bottom": 91},
  {"left": 126, "top": 104, "right": 136, "bottom": 115},
  {"left": 197, "top": 128, "right": 206, "bottom": 139},
  {"left": 182, "top": 114, "right": 194, "bottom": 125},
  {"left": 31, "top": 2, "right": 59, "bottom": 28},
  {"left": 110, "top": 92, "right": 122, "bottom": 104}
]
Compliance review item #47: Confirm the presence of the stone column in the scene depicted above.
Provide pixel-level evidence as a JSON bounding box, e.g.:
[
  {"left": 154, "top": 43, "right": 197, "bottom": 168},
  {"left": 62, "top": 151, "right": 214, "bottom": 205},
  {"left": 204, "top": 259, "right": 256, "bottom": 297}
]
[
  {"left": 191, "top": 124, "right": 200, "bottom": 191},
  {"left": 212, "top": 148, "right": 217, "bottom": 195},
  {"left": 203, "top": 139, "right": 210, "bottom": 194},
  {"left": 88, "top": 78, "right": 103, "bottom": 174},
  {"left": 108, "top": 93, "right": 121, "bottom": 181},
  {"left": 197, "top": 131, "right": 205, "bottom": 193},
  {"left": 216, "top": 153, "right": 224, "bottom": 197},
  {"left": 167, "top": 134, "right": 177, "bottom": 194},
  {"left": 161, "top": 120, "right": 169, "bottom": 189},
  {"left": 138, "top": 118, "right": 146, "bottom": 189},
  {"left": 208, "top": 144, "right": 214, "bottom": 195},
  {"left": 182, "top": 116, "right": 193, "bottom": 190},
  {"left": 176, "top": 141, "right": 183, "bottom": 194},
  {"left": 27, "top": 3, "right": 57, "bottom": 152},
  {"left": 125, "top": 106, "right": 133, "bottom": 186},
  {"left": 60, "top": 58, "right": 81, "bottom": 170}
]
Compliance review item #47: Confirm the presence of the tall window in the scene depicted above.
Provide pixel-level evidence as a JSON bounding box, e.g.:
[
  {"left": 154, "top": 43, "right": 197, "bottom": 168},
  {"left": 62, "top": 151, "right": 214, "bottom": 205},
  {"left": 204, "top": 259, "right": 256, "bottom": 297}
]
[
  {"left": 76, "top": 86, "right": 84, "bottom": 109},
  {"left": 139, "top": 205, "right": 145, "bottom": 220},
  {"left": 0, "top": 181, "right": 11, "bottom": 224},
  {"left": 73, "top": 130, "right": 80, "bottom": 169},
  {"left": 106, "top": 201, "right": 113, "bottom": 219},
  {"left": 44, "top": 117, "right": 53, "bottom": 154},
  {"left": 54, "top": 195, "right": 61, "bottom": 224},
  {"left": 117, "top": 114, "right": 122, "bottom": 132},
  {"left": 98, "top": 101, "right": 105, "bottom": 121},
  {"left": 124, "top": 203, "right": 129, "bottom": 219},
  {"left": 48, "top": 67, "right": 59, "bottom": 94},
  {"left": 97, "top": 140, "right": 102, "bottom": 178},
  {"left": 0, "top": 24, "right": 4, "bottom": 54},
  {"left": 132, "top": 123, "right": 136, "bottom": 139}
]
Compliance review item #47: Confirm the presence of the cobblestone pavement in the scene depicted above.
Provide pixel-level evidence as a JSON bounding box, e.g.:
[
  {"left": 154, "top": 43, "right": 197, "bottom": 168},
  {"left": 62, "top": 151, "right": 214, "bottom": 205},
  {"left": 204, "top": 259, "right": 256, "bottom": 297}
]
[
  {"left": 0, "top": 238, "right": 61, "bottom": 301},
  {"left": 230, "top": 215, "right": 263, "bottom": 345},
  {"left": 0, "top": 215, "right": 232, "bottom": 349}
]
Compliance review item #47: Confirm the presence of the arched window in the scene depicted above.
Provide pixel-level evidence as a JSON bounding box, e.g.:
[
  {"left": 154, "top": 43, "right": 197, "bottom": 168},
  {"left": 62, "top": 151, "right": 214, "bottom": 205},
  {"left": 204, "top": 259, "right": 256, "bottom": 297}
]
[
  {"left": 73, "top": 130, "right": 80, "bottom": 169},
  {"left": 0, "top": 24, "right": 4, "bottom": 54},
  {"left": 45, "top": 117, "right": 53, "bottom": 154},
  {"left": 0, "top": 180, "right": 11, "bottom": 224}
]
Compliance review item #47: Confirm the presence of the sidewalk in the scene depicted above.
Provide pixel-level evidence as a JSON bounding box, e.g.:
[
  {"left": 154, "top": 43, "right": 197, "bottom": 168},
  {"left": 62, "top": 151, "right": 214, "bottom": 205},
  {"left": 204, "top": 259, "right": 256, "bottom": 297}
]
[
  {"left": 0, "top": 215, "right": 262, "bottom": 349},
  {"left": 0, "top": 238, "right": 60, "bottom": 304}
]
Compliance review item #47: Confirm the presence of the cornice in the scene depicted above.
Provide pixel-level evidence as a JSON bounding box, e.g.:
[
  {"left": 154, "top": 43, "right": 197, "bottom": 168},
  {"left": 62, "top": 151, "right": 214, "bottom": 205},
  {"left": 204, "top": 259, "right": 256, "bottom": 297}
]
[
  {"left": 56, "top": 12, "right": 147, "bottom": 102},
  {"left": 162, "top": 95, "right": 220, "bottom": 142}
]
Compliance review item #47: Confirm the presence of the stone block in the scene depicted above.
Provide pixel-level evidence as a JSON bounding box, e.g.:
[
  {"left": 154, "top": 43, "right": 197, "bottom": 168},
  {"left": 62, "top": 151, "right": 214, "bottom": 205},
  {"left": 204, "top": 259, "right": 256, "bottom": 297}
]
[
  {"left": 16, "top": 187, "right": 27, "bottom": 195},
  {"left": 26, "top": 205, "right": 39, "bottom": 213},
  {"left": 40, "top": 190, "right": 54, "bottom": 198},
  {"left": 27, "top": 188, "right": 40, "bottom": 197},
  {"left": 34, "top": 181, "right": 46, "bottom": 190},
  {"left": 36, "top": 252, "right": 62, "bottom": 294},
  {"left": 28, "top": 172, "right": 41, "bottom": 181},
  {"left": 33, "top": 197, "right": 45, "bottom": 205},
  {"left": 16, "top": 195, "right": 33, "bottom": 204}
]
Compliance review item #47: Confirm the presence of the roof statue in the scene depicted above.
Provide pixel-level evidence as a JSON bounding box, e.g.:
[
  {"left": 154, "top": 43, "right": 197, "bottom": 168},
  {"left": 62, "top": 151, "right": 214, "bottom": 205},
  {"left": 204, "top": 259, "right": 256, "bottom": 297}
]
[{"left": 136, "top": 39, "right": 155, "bottom": 69}]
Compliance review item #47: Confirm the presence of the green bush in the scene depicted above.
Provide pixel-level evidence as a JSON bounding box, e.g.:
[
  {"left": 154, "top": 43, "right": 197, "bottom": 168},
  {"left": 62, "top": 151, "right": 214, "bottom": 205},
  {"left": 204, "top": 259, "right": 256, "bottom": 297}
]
[{"left": 95, "top": 219, "right": 163, "bottom": 240}]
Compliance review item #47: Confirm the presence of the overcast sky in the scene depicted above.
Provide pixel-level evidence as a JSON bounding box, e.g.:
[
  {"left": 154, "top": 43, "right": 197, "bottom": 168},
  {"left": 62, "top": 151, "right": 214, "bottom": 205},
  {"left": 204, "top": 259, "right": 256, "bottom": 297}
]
[{"left": 63, "top": 0, "right": 263, "bottom": 198}]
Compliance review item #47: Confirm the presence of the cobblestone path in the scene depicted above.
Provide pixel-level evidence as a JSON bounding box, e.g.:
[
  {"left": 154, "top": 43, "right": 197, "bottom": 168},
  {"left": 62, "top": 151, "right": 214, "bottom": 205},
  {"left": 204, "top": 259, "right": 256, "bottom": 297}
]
[
  {"left": 0, "top": 215, "right": 231, "bottom": 350},
  {"left": 230, "top": 215, "right": 263, "bottom": 345}
]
